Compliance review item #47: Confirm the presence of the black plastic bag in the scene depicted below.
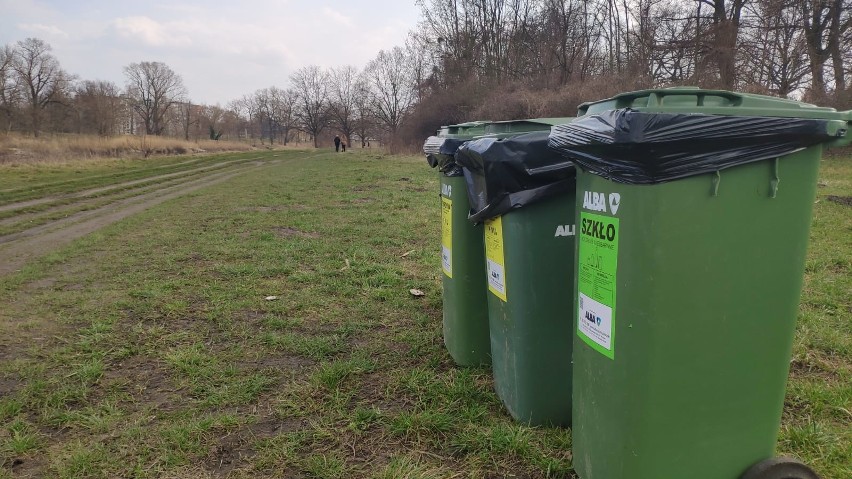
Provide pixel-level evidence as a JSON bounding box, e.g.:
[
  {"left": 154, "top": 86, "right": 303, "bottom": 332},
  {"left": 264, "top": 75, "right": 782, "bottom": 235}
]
[
  {"left": 455, "top": 131, "right": 576, "bottom": 223},
  {"left": 547, "top": 109, "right": 842, "bottom": 184},
  {"left": 423, "top": 136, "right": 467, "bottom": 177}
]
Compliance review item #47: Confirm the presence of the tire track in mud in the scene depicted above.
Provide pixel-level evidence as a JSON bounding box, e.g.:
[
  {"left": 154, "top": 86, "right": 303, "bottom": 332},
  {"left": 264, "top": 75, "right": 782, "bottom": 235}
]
[
  {"left": 0, "top": 157, "right": 269, "bottom": 232},
  {"left": 0, "top": 156, "right": 211, "bottom": 198},
  {"left": 0, "top": 154, "right": 285, "bottom": 276},
  {"left": 0, "top": 155, "right": 267, "bottom": 214}
]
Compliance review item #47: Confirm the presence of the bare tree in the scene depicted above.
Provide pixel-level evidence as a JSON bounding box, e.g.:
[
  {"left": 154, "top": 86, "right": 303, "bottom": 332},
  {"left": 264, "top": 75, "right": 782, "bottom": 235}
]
[
  {"left": 329, "top": 65, "right": 360, "bottom": 147},
  {"left": 740, "top": 0, "right": 809, "bottom": 96},
  {"left": 217, "top": 106, "right": 243, "bottom": 140},
  {"left": 11, "top": 38, "right": 71, "bottom": 136},
  {"left": 269, "top": 87, "right": 297, "bottom": 145},
  {"left": 683, "top": 0, "right": 748, "bottom": 89},
  {"left": 176, "top": 101, "right": 199, "bottom": 141},
  {"left": 0, "top": 44, "right": 17, "bottom": 133},
  {"left": 290, "top": 65, "right": 330, "bottom": 148},
  {"left": 365, "top": 47, "right": 417, "bottom": 137},
  {"left": 253, "top": 87, "right": 274, "bottom": 143},
  {"left": 199, "top": 104, "right": 228, "bottom": 140},
  {"left": 801, "top": 0, "right": 850, "bottom": 96},
  {"left": 228, "top": 95, "right": 259, "bottom": 141},
  {"left": 253, "top": 86, "right": 298, "bottom": 145},
  {"left": 352, "top": 74, "right": 376, "bottom": 147},
  {"left": 539, "top": 0, "right": 597, "bottom": 84},
  {"left": 123, "top": 61, "right": 187, "bottom": 135},
  {"left": 74, "top": 80, "right": 123, "bottom": 135}
]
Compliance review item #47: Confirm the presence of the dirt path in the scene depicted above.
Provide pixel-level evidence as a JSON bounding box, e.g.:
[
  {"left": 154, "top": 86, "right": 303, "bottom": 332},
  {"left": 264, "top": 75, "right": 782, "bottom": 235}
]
[{"left": 0, "top": 155, "right": 279, "bottom": 276}]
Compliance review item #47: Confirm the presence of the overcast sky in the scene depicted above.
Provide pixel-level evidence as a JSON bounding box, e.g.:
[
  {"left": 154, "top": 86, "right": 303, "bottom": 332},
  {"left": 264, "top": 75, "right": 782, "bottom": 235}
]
[{"left": 0, "top": 0, "right": 422, "bottom": 105}]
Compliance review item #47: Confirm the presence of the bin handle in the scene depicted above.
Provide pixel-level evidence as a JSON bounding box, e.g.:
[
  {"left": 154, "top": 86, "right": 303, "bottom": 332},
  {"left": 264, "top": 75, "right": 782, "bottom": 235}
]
[
  {"left": 579, "top": 88, "right": 745, "bottom": 114},
  {"left": 826, "top": 111, "right": 852, "bottom": 148},
  {"left": 770, "top": 158, "right": 780, "bottom": 198},
  {"left": 526, "top": 161, "right": 575, "bottom": 176},
  {"left": 645, "top": 89, "right": 743, "bottom": 108},
  {"left": 711, "top": 171, "right": 721, "bottom": 197}
]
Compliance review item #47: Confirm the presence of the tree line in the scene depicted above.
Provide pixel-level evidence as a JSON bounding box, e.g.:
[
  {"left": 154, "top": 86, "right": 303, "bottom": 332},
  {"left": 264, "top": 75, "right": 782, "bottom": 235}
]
[
  {"left": 0, "top": 37, "right": 417, "bottom": 149},
  {"left": 1, "top": 0, "right": 849, "bottom": 150},
  {"left": 403, "top": 0, "right": 850, "bottom": 144}
]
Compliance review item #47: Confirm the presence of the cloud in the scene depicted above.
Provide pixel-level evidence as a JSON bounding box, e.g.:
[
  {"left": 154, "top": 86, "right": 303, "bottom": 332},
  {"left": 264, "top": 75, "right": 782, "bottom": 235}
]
[
  {"left": 1, "top": 1, "right": 421, "bottom": 105},
  {"left": 18, "top": 23, "right": 67, "bottom": 37},
  {"left": 111, "top": 16, "right": 192, "bottom": 47},
  {"left": 321, "top": 7, "right": 353, "bottom": 28}
]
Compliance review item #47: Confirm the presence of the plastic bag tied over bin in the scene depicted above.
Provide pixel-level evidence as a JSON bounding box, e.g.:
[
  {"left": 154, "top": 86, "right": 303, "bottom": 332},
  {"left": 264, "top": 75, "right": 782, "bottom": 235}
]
[
  {"left": 547, "top": 109, "right": 846, "bottom": 184},
  {"left": 423, "top": 136, "right": 467, "bottom": 177},
  {"left": 454, "top": 131, "right": 576, "bottom": 223}
]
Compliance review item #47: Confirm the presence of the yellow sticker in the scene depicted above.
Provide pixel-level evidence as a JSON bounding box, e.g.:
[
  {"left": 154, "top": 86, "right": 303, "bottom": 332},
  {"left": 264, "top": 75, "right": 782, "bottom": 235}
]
[
  {"left": 441, "top": 196, "right": 452, "bottom": 278},
  {"left": 484, "top": 216, "right": 507, "bottom": 301}
]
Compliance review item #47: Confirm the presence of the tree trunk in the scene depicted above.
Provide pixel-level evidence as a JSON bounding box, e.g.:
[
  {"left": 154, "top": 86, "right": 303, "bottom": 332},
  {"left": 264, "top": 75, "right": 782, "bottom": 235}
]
[
  {"left": 716, "top": 19, "right": 738, "bottom": 89},
  {"left": 829, "top": 0, "right": 846, "bottom": 91}
]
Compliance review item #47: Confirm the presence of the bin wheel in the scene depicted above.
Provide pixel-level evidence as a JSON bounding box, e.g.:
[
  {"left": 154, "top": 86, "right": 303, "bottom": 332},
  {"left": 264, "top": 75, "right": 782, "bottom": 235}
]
[{"left": 740, "top": 457, "right": 820, "bottom": 479}]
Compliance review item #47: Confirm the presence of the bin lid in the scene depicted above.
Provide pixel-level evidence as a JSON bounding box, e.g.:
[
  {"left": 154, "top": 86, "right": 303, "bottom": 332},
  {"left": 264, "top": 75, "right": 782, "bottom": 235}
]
[
  {"left": 579, "top": 86, "right": 850, "bottom": 122},
  {"left": 550, "top": 104, "right": 849, "bottom": 184},
  {"left": 456, "top": 131, "right": 576, "bottom": 222},
  {"left": 425, "top": 121, "right": 490, "bottom": 175}
]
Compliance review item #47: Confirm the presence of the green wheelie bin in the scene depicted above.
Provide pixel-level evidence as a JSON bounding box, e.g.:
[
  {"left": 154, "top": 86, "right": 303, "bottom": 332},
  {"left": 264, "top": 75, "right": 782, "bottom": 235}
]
[
  {"left": 548, "top": 87, "right": 851, "bottom": 479},
  {"left": 455, "top": 118, "right": 577, "bottom": 426},
  {"left": 424, "top": 121, "right": 491, "bottom": 366},
  {"left": 424, "top": 119, "right": 574, "bottom": 367}
]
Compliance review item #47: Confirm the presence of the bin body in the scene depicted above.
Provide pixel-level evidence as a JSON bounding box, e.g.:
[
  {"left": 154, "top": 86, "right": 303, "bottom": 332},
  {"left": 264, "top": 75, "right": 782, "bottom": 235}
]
[
  {"left": 486, "top": 192, "right": 576, "bottom": 426},
  {"left": 456, "top": 119, "right": 577, "bottom": 426},
  {"left": 440, "top": 172, "right": 490, "bottom": 366},
  {"left": 551, "top": 87, "right": 851, "bottom": 479},
  {"left": 434, "top": 122, "right": 491, "bottom": 366},
  {"left": 571, "top": 144, "right": 822, "bottom": 479},
  {"left": 438, "top": 119, "right": 570, "bottom": 367}
]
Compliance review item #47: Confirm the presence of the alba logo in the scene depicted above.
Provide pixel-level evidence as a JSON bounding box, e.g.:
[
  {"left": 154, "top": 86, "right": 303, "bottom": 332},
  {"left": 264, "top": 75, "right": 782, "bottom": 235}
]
[
  {"left": 584, "top": 310, "right": 602, "bottom": 326},
  {"left": 554, "top": 224, "right": 575, "bottom": 237},
  {"left": 583, "top": 191, "right": 607, "bottom": 212},
  {"left": 583, "top": 191, "right": 622, "bottom": 215},
  {"left": 609, "top": 193, "right": 621, "bottom": 215}
]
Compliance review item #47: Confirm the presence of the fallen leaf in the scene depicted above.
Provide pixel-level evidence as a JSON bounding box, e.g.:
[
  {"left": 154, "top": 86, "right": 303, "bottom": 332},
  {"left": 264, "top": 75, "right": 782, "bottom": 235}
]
[
  {"left": 264, "top": 296, "right": 279, "bottom": 301},
  {"left": 409, "top": 289, "right": 425, "bottom": 297},
  {"left": 401, "top": 250, "right": 415, "bottom": 258}
]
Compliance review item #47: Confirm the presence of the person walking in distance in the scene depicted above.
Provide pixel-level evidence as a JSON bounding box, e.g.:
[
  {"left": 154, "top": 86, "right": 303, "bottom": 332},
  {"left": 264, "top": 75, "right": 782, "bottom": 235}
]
[
  {"left": 334, "top": 135, "right": 341, "bottom": 152},
  {"left": 341, "top": 140, "right": 346, "bottom": 152}
]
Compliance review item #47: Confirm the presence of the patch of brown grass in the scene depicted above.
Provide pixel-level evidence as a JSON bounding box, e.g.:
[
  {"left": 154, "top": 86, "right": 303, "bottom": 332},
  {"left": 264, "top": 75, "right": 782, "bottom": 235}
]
[{"left": 0, "top": 133, "right": 254, "bottom": 165}]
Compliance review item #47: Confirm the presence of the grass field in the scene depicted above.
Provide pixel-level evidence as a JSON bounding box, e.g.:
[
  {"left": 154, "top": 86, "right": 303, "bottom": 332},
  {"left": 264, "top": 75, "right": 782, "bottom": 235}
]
[{"left": 0, "top": 148, "right": 849, "bottom": 478}]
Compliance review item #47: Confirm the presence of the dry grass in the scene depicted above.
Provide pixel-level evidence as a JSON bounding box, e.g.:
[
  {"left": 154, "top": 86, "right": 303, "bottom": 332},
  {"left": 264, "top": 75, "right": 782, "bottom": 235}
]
[{"left": 0, "top": 133, "right": 255, "bottom": 165}]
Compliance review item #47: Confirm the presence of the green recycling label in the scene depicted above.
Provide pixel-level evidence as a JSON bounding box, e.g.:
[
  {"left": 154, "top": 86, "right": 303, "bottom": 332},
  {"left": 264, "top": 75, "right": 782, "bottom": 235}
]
[{"left": 577, "top": 212, "right": 619, "bottom": 359}]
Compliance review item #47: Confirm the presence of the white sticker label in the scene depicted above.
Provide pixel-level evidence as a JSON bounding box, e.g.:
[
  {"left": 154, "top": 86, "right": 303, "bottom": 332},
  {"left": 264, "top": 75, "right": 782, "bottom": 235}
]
[
  {"left": 441, "top": 246, "right": 452, "bottom": 276},
  {"left": 484, "top": 217, "right": 507, "bottom": 301},
  {"left": 486, "top": 259, "right": 506, "bottom": 298},
  {"left": 578, "top": 292, "right": 613, "bottom": 352}
]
